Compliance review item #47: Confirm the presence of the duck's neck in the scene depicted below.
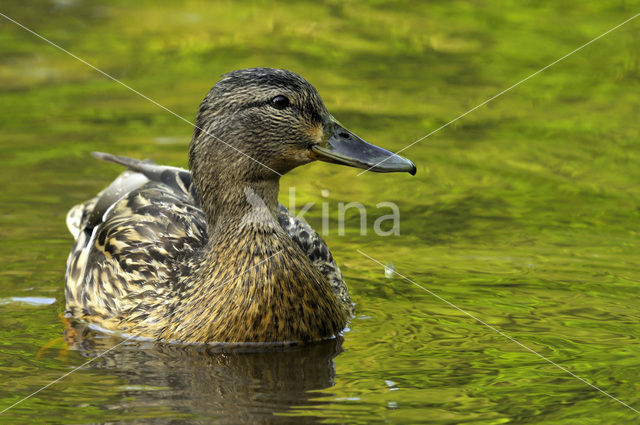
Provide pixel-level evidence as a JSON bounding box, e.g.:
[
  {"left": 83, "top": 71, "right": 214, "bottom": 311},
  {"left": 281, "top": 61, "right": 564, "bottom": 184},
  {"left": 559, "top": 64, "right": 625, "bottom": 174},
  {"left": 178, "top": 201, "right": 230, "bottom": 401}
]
[{"left": 196, "top": 171, "right": 280, "bottom": 239}]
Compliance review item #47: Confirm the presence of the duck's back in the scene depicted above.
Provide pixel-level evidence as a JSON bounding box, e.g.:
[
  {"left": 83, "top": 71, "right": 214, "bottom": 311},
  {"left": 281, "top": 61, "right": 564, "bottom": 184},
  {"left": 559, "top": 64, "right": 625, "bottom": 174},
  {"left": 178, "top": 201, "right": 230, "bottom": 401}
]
[
  {"left": 65, "top": 163, "right": 207, "bottom": 322},
  {"left": 65, "top": 153, "right": 349, "bottom": 326}
]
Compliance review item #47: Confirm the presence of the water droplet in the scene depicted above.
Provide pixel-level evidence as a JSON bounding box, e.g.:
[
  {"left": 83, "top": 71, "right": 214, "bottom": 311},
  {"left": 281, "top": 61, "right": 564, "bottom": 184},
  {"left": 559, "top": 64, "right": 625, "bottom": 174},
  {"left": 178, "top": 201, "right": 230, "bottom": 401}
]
[{"left": 384, "top": 263, "right": 395, "bottom": 279}]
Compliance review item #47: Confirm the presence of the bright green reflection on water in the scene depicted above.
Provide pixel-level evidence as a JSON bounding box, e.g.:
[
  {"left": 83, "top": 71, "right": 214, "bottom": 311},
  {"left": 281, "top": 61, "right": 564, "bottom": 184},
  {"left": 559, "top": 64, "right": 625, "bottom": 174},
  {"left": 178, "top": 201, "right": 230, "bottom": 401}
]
[{"left": 1, "top": 0, "right": 640, "bottom": 423}]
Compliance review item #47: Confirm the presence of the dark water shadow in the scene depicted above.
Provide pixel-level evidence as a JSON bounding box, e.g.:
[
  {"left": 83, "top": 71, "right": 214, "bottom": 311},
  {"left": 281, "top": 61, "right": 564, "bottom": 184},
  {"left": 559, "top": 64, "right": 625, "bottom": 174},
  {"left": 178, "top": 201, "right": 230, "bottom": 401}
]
[
  {"left": 405, "top": 194, "right": 511, "bottom": 244},
  {"left": 64, "top": 322, "right": 342, "bottom": 424}
]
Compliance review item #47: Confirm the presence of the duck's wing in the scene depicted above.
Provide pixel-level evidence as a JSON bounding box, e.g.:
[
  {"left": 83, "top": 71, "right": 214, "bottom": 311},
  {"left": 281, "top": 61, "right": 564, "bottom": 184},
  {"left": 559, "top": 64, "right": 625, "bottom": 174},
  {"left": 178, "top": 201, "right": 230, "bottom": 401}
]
[
  {"left": 65, "top": 153, "right": 207, "bottom": 321},
  {"left": 66, "top": 153, "right": 200, "bottom": 238},
  {"left": 276, "top": 204, "right": 351, "bottom": 312}
]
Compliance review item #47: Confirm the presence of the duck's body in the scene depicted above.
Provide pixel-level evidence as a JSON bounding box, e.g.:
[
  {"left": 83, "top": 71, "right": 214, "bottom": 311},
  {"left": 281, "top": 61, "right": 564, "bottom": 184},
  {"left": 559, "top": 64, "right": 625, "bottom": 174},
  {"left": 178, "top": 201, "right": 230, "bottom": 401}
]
[
  {"left": 64, "top": 68, "right": 415, "bottom": 343},
  {"left": 66, "top": 155, "right": 349, "bottom": 342}
]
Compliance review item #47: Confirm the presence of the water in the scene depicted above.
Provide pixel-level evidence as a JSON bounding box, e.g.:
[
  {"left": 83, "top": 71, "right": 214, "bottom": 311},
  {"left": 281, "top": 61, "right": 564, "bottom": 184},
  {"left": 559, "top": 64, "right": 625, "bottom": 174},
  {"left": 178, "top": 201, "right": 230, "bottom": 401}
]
[{"left": 1, "top": 0, "right": 640, "bottom": 423}]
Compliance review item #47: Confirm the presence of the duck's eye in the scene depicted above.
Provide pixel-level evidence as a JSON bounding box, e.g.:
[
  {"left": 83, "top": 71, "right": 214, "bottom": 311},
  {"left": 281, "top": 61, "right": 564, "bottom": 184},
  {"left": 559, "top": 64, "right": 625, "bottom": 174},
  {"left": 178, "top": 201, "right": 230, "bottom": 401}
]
[{"left": 270, "top": 95, "right": 290, "bottom": 110}]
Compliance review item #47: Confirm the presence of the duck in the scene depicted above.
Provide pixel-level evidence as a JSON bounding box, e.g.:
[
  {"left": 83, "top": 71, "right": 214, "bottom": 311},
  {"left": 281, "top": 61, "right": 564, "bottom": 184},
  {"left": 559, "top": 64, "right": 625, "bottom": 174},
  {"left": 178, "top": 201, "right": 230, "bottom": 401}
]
[{"left": 65, "top": 68, "right": 416, "bottom": 344}]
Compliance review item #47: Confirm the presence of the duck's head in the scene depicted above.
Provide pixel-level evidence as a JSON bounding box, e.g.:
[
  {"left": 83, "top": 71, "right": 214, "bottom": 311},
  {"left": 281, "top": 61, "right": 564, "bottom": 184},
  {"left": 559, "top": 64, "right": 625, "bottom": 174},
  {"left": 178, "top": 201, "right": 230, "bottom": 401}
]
[{"left": 189, "top": 68, "right": 416, "bottom": 181}]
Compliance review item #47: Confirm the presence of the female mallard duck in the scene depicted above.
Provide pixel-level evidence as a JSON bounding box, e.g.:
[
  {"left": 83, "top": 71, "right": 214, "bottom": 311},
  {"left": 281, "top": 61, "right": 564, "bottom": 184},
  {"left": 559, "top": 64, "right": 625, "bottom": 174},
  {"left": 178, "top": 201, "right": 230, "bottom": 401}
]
[{"left": 65, "top": 68, "right": 415, "bottom": 344}]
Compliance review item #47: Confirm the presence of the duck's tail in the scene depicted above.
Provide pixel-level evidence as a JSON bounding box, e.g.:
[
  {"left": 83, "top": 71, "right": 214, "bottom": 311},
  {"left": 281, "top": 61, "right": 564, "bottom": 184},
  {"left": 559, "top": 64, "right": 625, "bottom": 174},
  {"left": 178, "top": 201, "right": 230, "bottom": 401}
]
[
  {"left": 92, "top": 151, "right": 188, "bottom": 182},
  {"left": 91, "top": 151, "right": 196, "bottom": 206},
  {"left": 92, "top": 151, "right": 156, "bottom": 172}
]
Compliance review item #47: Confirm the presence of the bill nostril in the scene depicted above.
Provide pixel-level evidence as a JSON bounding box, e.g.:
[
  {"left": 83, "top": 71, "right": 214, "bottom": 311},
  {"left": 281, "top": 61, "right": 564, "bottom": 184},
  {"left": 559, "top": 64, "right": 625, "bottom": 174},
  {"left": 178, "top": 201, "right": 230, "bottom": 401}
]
[{"left": 339, "top": 132, "right": 349, "bottom": 139}]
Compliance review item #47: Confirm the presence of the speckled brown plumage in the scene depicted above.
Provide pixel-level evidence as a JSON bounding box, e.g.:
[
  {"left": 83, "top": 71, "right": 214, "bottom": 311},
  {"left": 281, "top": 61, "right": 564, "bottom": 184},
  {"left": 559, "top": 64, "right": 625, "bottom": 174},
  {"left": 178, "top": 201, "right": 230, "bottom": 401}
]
[{"left": 65, "top": 68, "right": 415, "bottom": 344}]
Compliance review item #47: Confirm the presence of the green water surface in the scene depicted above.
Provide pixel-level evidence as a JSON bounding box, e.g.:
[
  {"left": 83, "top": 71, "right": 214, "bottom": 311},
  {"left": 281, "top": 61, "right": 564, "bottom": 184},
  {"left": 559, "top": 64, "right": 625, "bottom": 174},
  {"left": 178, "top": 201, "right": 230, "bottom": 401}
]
[{"left": 1, "top": 1, "right": 640, "bottom": 423}]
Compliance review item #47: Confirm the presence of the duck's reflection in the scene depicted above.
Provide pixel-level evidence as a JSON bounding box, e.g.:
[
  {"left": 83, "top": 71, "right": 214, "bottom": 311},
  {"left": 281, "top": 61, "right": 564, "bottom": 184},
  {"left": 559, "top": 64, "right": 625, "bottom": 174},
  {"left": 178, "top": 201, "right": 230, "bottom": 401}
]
[{"left": 65, "top": 322, "right": 342, "bottom": 424}]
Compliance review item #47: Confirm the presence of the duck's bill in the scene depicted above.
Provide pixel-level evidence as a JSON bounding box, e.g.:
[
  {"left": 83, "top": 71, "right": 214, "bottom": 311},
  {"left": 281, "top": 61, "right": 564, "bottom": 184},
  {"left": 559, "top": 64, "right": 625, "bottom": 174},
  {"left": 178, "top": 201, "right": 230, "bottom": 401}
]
[{"left": 311, "top": 118, "right": 416, "bottom": 175}]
